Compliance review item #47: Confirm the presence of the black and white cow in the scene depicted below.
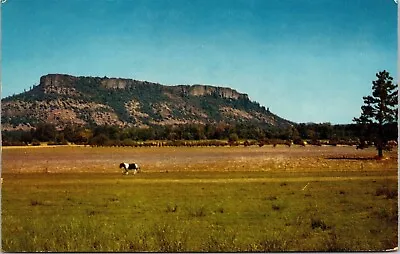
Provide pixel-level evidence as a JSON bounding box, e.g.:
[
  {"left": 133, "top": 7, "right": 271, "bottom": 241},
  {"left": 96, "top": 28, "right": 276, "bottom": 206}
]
[{"left": 119, "top": 162, "right": 140, "bottom": 175}]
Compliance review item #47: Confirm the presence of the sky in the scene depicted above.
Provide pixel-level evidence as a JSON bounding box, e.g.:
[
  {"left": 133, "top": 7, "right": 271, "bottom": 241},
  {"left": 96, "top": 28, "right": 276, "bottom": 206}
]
[{"left": 1, "top": 0, "right": 398, "bottom": 124}]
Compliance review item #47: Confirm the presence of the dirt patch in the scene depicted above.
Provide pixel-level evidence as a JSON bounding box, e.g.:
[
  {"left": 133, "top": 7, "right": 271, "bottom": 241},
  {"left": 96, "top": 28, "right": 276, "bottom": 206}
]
[{"left": 2, "top": 146, "right": 397, "bottom": 174}]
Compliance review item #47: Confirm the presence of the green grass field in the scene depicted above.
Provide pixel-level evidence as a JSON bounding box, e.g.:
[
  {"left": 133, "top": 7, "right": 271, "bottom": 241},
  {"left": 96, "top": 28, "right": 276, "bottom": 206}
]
[{"left": 1, "top": 146, "right": 398, "bottom": 252}]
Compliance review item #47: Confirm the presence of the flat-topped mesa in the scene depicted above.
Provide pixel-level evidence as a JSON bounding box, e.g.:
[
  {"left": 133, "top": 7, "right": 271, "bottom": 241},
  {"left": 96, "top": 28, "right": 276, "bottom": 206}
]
[
  {"left": 3, "top": 73, "right": 293, "bottom": 131},
  {"left": 39, "top": 74, "right": 248, "bottom": 100},
  {"left": 40, "top": 74, "right": 146, "bottom": 90}
]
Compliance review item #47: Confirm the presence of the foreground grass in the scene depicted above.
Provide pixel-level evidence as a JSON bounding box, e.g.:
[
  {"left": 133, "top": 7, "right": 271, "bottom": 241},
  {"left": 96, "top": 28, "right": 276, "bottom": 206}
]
[{"left": 2, "top": 171, "right": 397, "bottom": 252}]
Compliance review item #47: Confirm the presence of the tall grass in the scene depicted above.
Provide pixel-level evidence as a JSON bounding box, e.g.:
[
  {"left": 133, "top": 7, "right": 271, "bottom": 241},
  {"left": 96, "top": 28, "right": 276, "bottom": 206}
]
[{"left": 2, "top": 171, "right": 398, "bottom": 252}]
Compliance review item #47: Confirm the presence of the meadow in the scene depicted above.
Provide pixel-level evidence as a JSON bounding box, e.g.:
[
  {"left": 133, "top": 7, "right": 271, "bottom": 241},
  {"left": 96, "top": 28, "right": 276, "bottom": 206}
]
[{"left": 1, "top": 145, "right": 398, "bottom": 252}]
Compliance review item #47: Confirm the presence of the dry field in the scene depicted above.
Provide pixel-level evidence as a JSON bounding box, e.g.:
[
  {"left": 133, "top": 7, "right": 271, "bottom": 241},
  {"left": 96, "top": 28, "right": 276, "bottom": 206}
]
[
  {"left": 2, "top": 145, "right": 398, "bottom": 173},
  {"left": 1, "top": 145, "right": 398, "bottom": 252}
]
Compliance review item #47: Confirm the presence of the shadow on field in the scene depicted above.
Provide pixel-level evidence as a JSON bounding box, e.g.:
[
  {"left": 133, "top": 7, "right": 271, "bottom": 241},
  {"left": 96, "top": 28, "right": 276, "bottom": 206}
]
[{"left": 325, "top": 156, "right": 377, "bottom": 161}]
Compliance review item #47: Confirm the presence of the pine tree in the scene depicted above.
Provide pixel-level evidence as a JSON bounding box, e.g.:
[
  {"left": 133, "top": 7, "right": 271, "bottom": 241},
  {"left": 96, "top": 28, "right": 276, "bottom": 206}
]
[{"left": 353, "top": 70, "right": 398, "bottom": 158}]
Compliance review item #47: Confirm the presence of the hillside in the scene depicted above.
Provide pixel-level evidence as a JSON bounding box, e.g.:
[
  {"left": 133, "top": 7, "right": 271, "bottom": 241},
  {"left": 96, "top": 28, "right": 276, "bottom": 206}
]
[{"left": 2, "top": 74, "right": 293, "bottom": 130}]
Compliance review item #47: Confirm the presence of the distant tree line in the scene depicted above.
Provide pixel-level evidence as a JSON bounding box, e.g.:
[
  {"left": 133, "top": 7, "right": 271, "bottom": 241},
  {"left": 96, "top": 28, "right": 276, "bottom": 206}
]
[{"left": 2, "top": 121, "right": 397, "bottom": 147}]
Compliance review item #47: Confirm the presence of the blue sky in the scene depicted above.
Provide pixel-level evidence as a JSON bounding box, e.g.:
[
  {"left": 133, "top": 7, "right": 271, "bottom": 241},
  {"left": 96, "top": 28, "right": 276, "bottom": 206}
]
[{"left": 2, "top": 0, "right": 397, "bottom": 124}]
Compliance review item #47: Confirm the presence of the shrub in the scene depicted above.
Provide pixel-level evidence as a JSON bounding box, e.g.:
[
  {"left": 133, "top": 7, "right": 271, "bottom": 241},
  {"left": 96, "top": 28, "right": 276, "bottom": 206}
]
[
  {"left": 271, "top": 204, "right": 281, "bottom": 211},
  {"left": 228, "top": 134, "right": 239, "bottom": 146},
  {"left": 47, "top": 141, "right": 68, "bottom": 146},
  {"left": 89, "top": 134, "right": 110, "bottom": 146},
  {"left": 121, "top": 138, "right": 135, "bottom": 147},
  {"left": 165, "top": 204, "right": 178, "bottom": 213},
  {"left": 216, "top": 207, "right": 224, "bottom": 214},
  {"left": 311, "top": 217, "right": 329, "bottom": 230},
  {"left": 310, "top": 139, "right": 322, "bottom": 146},
  {"left": 31, "top": 139, "right": 41, "bottom": 146},
  {"left": 293, "top": 138, "right": 305, "bottom": 146},
  {"left": 4, "top": 141, "right": 27, "bottom": 146},
  {"left": 228, "top": 133, "right": 238, "bottom": 142},
  {"left": 30, "top": 200, "right": 43, "bottom": 206}
]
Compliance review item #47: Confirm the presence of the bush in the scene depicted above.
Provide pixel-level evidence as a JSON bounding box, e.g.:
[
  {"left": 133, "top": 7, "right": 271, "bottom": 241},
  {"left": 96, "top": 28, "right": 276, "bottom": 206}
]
[
  {"left": 309, "top": 139, "right": 322, "bottom": 146},
  {"left": 271, "top": 204, "right": 281, "bottom": 211},
  {"left": 165, "top": 204, "right": 178, "bottom": 213},
  {"left": 47, "top": 141, "right": 68, "bottom": 146},
  {"left": 31, "top": 139, "right": 41, "bottom": 146},
  {"left": 228, "top": 133, "right": 239, "bottom": 143},
  {"left": 284, "top": 140, "right": 293, "bottom": 147},
  {"left": 311, "top": 217, "right": 329, "bottom": 230},
  {"left": 122, "top": 138, "right": 135, "bottom": 147},
  {"left": 89, "top": 134, "right": 110, "bottom": 146},
  {"left": 294, "top": 139, "right": 306, "bottom": 146},
  {"left": 2, "top": 140, "right": 27, "bottom": 146},
  {"left": 30, "top": 200, "right": 44, "bottom": 206}
]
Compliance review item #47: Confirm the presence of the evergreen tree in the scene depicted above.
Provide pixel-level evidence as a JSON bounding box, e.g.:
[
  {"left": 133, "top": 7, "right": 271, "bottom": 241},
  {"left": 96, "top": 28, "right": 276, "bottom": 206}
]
[{"left": 353, "top": 70, "right": 398, "bottom": 158}]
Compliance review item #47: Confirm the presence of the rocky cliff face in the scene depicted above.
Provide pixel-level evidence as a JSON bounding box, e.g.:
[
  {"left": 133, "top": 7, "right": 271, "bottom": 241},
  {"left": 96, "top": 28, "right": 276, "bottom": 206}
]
[
  {"left": 40, "top": 74, "right": 80, "bottom": 96},
  {"left": 101, "top": 77, "right": 131, "bottom": 89},
  {"left": 2, "top": 74, "right": 292, "bottom": 130},
  {"left": 98, "top": 76, "right": 246, "bottom": 100},
  {"left": 178, "top": 85, "right": 247, "bottom": 100}
]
